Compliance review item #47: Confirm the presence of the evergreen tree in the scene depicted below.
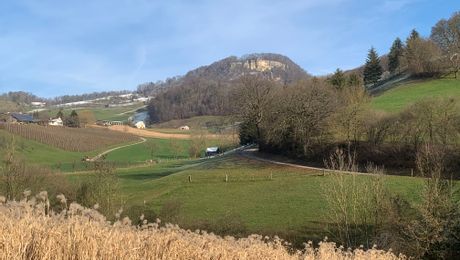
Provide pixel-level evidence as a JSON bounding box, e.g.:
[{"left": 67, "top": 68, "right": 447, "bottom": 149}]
[
  {"left": 347, "top": 73, "right": 362, "bottom": 87},
  {"left": 32, "top": 111, "right": 39, "bottom": 119},
  {"left": 363, "top": 47, "right": 383, "bottom": 87},
  {"left": 405, "top": 29, "right": 421, "bottom": 62},
  {"left": 388, "top": 37, "right": 404, "bottom": 74},
  {"left": 65, "top": 110, "right": 80, "bottom": 127},
  {"left": 407, "top": 29, "right": 420, "bottom": 44},
  {"left": 328, "top": 68, "right": 346, "bottom": 89},
  {"left": 56, "top": 109, "right": 64, "bottom": 119}
]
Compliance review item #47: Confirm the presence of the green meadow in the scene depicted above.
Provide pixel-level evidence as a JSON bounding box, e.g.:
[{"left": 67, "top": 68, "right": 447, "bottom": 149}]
[
  {"left": 103, "top": 154, "right": 430, "bottom": 241},
  {"left": 371, "top": 78, "right": 460, "bottom": 113}
]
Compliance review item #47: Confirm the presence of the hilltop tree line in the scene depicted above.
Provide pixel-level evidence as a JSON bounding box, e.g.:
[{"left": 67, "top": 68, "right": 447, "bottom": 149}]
[{"left": 360, "top": 11, "right": 460, "bottom": 88}]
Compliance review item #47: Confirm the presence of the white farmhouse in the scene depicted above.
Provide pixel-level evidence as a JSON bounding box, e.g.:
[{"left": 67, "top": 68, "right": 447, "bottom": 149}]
[{"left": 49, "top": 117, "right": 63, "bottom": 126}]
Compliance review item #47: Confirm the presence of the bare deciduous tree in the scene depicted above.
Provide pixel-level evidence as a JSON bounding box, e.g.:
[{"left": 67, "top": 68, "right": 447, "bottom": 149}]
[
  {"left": 403, "top": 145, "right": 460, "bottom": 259},
  {"left": 323, "top": 149, "right": 390, "bottom": 248},
  {"left": 235, "top": 76, "right": 275, "bottom": 142},
  {"left": 431, "top": 12, "right": 460, "bottom": 78}
]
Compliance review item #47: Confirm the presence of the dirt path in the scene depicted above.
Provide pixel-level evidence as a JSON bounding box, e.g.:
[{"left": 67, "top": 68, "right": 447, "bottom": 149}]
[
  {"left": 105, "top": 125, "right": 234, "bottom": 140},
  {"left": 90, "top": 137, "right": 147, "bottom": 161},
  {"left": 116, "top": 105, "right": 146, "bottom": 116},
  {"left": 107, "top": 125, "right": 191, "bottom": 139}
]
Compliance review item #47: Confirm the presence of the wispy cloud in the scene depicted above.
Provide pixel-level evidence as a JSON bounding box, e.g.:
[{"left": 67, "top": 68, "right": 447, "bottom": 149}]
[{"left": 381, "top": 0, "right": 417, "bottom": 12}]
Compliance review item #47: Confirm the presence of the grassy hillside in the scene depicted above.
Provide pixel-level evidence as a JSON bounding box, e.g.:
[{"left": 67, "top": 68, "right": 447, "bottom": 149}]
[
  {"left": 1, "top": 124, "right": 138, "bottom": 152},
  {"left": 44, "top": 104, "right": 145, "bottom": 121},
  {"left": 151, "top": 115, "right": 235, "bottom": 133},
  {"left": 96, "top": 154, "right": 431, "bottom": 242},
  {"left": 0, "top": 128, "right": 138, "bottom": 172},
  {"left": 371, "top": 78, "right": 460, "bottom": 113},
  {"left": 0, "top": 129, "right": 91, "bottom": 168},
  {"left": 105, "top": 138, "right": 191, "bottom": 162}
]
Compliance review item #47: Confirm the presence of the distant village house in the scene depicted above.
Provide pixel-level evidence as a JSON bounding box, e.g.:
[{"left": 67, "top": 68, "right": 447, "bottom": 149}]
[
  {"left": 31, "top": 101, "right": 46, "bottom": 107},
  {"left": 134, "top": 121, "right": 146, "bottom": 129},
  {"left": 96, "top": 120, "right": 125, "bottom": 126}
]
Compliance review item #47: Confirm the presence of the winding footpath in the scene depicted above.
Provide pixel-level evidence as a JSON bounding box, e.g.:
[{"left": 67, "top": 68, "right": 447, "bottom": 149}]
[{"left": 90, "top": 137, "right": 147, "bottom": 161}]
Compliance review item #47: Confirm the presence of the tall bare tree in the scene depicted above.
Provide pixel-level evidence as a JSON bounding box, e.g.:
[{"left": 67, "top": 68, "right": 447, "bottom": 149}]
[
  {"left": 431, "top": 12, "right": 460, "bottom": 78},
  {"left": 235, "top": 76, "right": 274, "bottom": 142}
]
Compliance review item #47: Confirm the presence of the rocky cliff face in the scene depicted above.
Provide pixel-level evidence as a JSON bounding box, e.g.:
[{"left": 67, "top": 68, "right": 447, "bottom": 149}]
[
  {"left": 185, "top": 53, "right": 309, "bottom": 84},
  {"left": 239, "top": 58, "right": 286, "bottom": 71}
]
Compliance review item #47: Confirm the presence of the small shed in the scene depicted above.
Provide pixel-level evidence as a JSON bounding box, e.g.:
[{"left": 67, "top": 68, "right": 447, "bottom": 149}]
[
  {"left": 205, "top": 147, "right": 220, "bottom": 157},
  {"left": 135, "top": 121, "right": 146, "bottom": 129},
  {"left": 179, "top": 125, "right": 190, "bottom": 130}
]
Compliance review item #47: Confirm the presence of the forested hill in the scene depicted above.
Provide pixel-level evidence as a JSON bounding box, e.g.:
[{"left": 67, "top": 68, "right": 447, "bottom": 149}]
[
  {"left": 145, "top": 53, "right": 310, "bottom": 122},
  {"left": 138, "top": 53, "right": 309, "bottom": 96},
  {"left": 185, "top": 53, "right": 309, "bottom": 84}
]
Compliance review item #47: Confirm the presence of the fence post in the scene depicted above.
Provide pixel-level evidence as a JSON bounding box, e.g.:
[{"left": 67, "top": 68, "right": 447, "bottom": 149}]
[
  {"left": 411, "top": 169, "right": 413, "bottom": 177},
  {"left": 225, "top": 174, "right": 228, "bottom": 182}
]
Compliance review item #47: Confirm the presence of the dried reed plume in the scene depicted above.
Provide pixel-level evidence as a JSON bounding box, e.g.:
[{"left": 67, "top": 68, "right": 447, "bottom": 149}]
[{"left": 0, "top": 192, "right": 405, "bottom": 260}]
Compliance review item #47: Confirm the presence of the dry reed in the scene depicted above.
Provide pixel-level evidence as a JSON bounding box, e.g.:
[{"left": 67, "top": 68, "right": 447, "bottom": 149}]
[{"left": 0, "top": 192, "right": 405, "bottom": 260}]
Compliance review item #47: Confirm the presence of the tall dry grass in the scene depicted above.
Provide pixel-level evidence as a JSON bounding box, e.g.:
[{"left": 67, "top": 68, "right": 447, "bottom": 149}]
[{"left": 0, "top": 192, "right": 405, "bottom": 260}]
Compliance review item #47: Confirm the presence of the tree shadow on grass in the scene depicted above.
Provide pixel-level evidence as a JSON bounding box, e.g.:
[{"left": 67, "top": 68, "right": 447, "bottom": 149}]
[
  {"left": 117, "top": 168, "right": 183, "bottom": 181},
  {"left": 117, "top": 161, "right": 198, "bottom": 181}
]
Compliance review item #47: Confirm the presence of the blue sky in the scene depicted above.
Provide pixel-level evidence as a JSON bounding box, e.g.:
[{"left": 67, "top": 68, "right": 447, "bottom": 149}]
[{"left": 0, "top": 0, "right": 458, "bottom": 97}]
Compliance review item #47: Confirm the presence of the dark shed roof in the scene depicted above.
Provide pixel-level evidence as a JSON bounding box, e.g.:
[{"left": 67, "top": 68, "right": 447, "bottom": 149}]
[{"left": 10, "top": 113, "right": 35, "bottom": 123}]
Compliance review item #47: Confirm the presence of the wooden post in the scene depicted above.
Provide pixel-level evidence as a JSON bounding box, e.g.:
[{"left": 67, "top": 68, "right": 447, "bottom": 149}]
[
  {"left": 411, "top": 169, "right": 413, "bottom": 177},
  {"left": 188, "top": 175, "right": 192, "bottom": 183},
  {"left": 225, "top": 174, "right": 228, "bottom": 182}
]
